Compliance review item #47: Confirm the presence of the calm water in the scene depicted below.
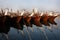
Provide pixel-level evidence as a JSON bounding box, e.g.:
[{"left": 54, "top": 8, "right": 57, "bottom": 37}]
[{"left": 0, "top": 16, "right": 60, "bottom": 40}]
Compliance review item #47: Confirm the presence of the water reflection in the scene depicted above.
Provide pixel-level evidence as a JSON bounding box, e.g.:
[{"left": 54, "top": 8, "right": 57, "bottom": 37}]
[{"left": 0, "top": 16, "right": 60, "bottom": 40}]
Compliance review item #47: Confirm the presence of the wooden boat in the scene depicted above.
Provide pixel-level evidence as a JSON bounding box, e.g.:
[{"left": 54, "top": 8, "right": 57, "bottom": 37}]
[
  {"left": 40, "top": 13, "right": 50, "bottom": 26},
  {"left": 31, "top": 13, "right": 42, "bottom": 27},
  {"left": 48, "top": 12, "right": 58, "bottom": 25}
]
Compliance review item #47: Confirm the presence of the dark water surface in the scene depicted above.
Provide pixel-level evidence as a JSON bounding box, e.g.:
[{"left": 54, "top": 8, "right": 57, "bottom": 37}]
[{"left": 0, "top": 16, "right": 60, "bottom": 40}]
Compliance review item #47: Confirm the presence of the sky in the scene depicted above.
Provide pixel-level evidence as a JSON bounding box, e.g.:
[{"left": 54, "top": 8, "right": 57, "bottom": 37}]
[{"left": 0, "top": 0, "right": 60, "bottom": 12}]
